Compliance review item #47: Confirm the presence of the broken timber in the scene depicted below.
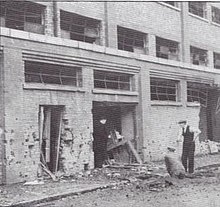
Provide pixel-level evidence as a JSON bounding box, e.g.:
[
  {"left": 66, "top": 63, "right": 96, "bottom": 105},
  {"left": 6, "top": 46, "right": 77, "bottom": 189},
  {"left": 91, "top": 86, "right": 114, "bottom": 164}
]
[{"left": 107, "top": 139, "right": 143, "bottom": 164}]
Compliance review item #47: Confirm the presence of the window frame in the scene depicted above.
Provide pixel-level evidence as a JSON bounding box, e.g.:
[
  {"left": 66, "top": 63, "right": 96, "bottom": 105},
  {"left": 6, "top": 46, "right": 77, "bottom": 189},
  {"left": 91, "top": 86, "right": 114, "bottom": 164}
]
[
  {"left": 214, "top": 52, "right": 220, "bottom": 69},
  {"left": 190, "top": 46, "right": 208, "bottom": 66},
  {"left": 189, "top": 2, "right": 207, "bottom": 19},
  {"left": 187, "top": 82, "right": 208, "bottom": 107},
  {"left": 164, "top": 2, "right": 179, "bottom": 8},
  {"left": 24, "top": 61, "right": 82, "bottom": 87},
  {"left": 0, "top": 1, "right": 45, "bottom": 33},
  {"left": 117, "top": 26, "right": 147, "bottom": 54},
  {"left": 60, "top": 10, "right": 101, "bottom": 44},
  {"left": 156, "top": 36, "right": 180, "bottom": 61},
  {"left": 94, "top": 70, "right": 133, "bottom": 91},
  {"left": 150, "top": 77, "right": 179, "bottom": 102},
  {"left": 212, "top": 6, "right": 220, "bottom": 25}
]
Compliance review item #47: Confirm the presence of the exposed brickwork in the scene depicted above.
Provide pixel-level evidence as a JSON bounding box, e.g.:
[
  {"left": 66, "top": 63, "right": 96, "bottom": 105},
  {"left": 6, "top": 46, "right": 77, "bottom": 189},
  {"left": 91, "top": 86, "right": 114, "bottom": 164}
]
[{"left": 0, "top": 2, "right": 220, "bottom": 184}]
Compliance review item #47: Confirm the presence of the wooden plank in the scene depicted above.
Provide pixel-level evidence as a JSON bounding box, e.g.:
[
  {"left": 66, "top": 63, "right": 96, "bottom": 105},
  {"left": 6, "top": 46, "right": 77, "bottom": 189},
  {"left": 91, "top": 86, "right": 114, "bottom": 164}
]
[
  {"left": 126, "top": 140, "right": 142, "bottom": 164},
  {"left": 107, "top": 139, "right": 128, "bottom": 151},
  {"left": 40, "top": 162, "right": 57, "bottom": 181},
  {"left": 55, "top": 111, "right": 63, "bottom": 173}
]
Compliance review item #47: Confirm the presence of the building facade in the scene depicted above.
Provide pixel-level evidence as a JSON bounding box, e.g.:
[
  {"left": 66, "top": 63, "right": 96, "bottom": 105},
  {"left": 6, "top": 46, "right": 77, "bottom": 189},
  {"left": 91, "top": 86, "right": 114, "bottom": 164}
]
[{"left": 0, "top": 1, "right": 220, "bottom": 184}]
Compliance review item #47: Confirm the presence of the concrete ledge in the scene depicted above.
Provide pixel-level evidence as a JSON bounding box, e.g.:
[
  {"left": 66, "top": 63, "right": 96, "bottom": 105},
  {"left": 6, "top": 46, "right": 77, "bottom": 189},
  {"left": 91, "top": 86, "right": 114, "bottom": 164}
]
[
  {"left": 151, "top": 101, "right": 183, "bottom": 106},
  {"left": 0, "top": 183, "right": 119, "bottom": 207},
  {"left": 23, "top": 83, "right": 86, "bottom": 93},
  {"left": 1, "top": 27, "right": 220, "bottom": 75},
  {"left": 92, "top": 89, "right": 138, "bottom": 96}
]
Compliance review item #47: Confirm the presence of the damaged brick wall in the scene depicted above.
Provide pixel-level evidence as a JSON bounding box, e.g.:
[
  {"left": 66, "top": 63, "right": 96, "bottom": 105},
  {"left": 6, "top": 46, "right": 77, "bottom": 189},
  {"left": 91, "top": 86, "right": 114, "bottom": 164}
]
[
  {"left": 147, "top": 105, "right": 200, "bottom": 161},
  {"left": 22, "top": 89, "right": 93, "bottom": 179}
]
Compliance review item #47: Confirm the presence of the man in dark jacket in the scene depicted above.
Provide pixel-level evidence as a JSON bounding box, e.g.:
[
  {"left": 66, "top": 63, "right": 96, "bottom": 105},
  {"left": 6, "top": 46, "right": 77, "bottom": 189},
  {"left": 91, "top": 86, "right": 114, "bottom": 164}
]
[
  {"left": 178, "top": 120, "right": 201, "bottom": 174},
  {"left": 93, "top": 116, "right": 108, "bottom": 168}
]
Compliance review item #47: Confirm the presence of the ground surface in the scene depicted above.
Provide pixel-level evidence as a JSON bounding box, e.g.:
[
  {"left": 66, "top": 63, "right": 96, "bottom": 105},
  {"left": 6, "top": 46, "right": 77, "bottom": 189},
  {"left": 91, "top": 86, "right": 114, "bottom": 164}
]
[
  {"left": 34, "top": 175, "right": 220, "bottom": 207},
  {"left": 1, "top": 154, "right": 220, "bottom": 207}
]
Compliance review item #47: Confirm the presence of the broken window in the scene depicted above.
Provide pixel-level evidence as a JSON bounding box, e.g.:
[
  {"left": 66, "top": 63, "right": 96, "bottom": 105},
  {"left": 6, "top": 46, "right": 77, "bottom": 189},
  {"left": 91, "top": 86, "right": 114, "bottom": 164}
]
[
  {"left": 214, "top": 52, "right": 220, "bottom": 69},
  {"left": 150, "top": 78, "right": 178, "bottom": 101},
  {"left": 0, "top": 1, "right": 45, "bottom": 34},
  {"left": 25, "top": 61, "right": 82, "bottom": 87},
  {"left": 190, "top": 46, "right": 208, "bottom": 66},
  {"left": 212, "top": 6, "right": 220, "bottom": 25},
  {"left": 187, "top": 82, "right": 208, "bottom": 107},
  {"left": 164, "top": 2, "right": 179, "bottom": 8},
  {"left": 117, "top": 26, "right": 147, "bottom": 54},
  {"left": 189, "top": 2, "right": 207, "bottom": 18},
  {"left": 94, "top": 70, "right": 132, "bottom": 91},
  {"left": 60, "top": 10, "right": 100, "bottom": 44},
  {"left": 156, "top": 37, "right": 179, "bottom": 61}
]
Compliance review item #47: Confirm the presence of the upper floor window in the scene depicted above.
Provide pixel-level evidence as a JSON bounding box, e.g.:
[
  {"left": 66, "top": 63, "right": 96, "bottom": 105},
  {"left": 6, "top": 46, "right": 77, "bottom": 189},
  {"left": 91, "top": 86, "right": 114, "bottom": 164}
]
[
  {"left": 190, "top": 46, "right": 208, "bottom": 66},
  {"left": 117, "top": 26, "right": 147, "bottom": 54},
  {"left": 0, "top": 1, "right": 45, "bottom": 34},
  {"left": 60, "top": 10, "right": 100, "bottom": 44},
  {"left": 189, "top": 2, "right": 207, "bottom": 18},
  {"left": 214, "top": 52, "right": 220, "bottom": 69},
  {"left": 25, "top": 61, "right": 82, "bottom": 87},
  {"left": 156, "top": 37, "right": 179, "bottom": 61},
  {"left": 164, "top": 2, "right": 179, "bottom": 8},
  {"left": 212, "top": 6, "right": 220, "bottom": 25},
  {"left": 187, "top": 82, "right": 208, "bottom": 107},
  {"left": 94, "top": 70, "right": 133, "bottom": 91},
  {"left": 150, "top": 78, "right": 178, "bottom": 102}
]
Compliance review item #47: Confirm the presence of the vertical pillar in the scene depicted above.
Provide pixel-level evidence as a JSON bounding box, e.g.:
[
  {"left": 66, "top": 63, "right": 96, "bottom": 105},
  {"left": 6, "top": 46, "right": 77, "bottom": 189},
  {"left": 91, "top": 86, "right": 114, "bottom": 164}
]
[
  {"left": 208, "top": 50, "right": 214, "bottom": 68},
  {"left": 180, "top": 79, "right": 187, "bottom": 107},
  {"left": 137, "top": 62, "right": 152, "bottom": 162},
  {"left": 44, "top": 2, "right": 54, "bottom": 36},
  {"left": 0, "top": 51, "right": 6, "bottom": 184},
  {"left": 180, "top": 2, "right": 191, "bottom": 63},
  {"left": 104, "top": 2, "right": 118, "bottom": 49},
  {"left": 148, "top": 34, "right": 156, "bottom": 57}
]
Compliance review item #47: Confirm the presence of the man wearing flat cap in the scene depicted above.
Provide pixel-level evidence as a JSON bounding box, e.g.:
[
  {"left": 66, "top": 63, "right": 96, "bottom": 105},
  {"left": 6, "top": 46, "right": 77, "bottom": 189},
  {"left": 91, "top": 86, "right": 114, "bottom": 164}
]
[{"left": 177, "top": 120, "right": 201, "bottom": 174}]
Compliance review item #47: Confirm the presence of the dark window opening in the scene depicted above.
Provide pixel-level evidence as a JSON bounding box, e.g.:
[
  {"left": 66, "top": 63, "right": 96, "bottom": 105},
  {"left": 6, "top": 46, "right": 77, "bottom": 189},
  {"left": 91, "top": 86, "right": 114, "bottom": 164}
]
[
  {"left": 164, "top": 2, "right": 179, "bottom": 8},
  {"left": 117, "top": 26, "right": 147, "bottom": 54},
  {"left": 187, "top": 82, "right": 208, "bottom": 107},
  {"left": 0, "top": 1, "right": 45, "bottom": 34},
  {"left": 60, "top": 10, "right": 100, "bottom": 44},
  {"left": 25, "top": 61, "right": 82, "bottom": 87},
  {"left": 156, "top": 37, "right": 179, "bottom": 61},
  {"left": 150, "top": 78, "right": 178, "bottom": 101},
  {"left": 190, "top": 46, "right": 208, "bottom": 66},
  {"left": 214, "top": 52, "right": 220, "bottom": 69},
  {"left": 212, "top": 6, "right": 220, "bottom": 25},
  {"left": 94, "top": 70, "right": 132, "bottom": 91},
  {"left": 189, "top": 2, "right": 207, "bottom": 18}
]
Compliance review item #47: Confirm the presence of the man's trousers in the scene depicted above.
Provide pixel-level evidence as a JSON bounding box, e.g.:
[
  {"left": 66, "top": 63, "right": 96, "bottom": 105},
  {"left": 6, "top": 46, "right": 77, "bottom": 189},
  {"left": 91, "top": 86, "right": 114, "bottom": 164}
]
[{"left": 181, "top": 141, "right": 195, "bottom": 174}]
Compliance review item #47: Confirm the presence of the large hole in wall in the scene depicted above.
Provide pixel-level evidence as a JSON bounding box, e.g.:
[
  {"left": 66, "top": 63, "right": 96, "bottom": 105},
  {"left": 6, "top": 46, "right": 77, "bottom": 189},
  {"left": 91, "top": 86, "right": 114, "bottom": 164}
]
[
  {"left": 39, "top": 105, "right": 64, "bottom": 173},
  {"left": 92, "top": 102, "right": 137, "bottom": 167}
]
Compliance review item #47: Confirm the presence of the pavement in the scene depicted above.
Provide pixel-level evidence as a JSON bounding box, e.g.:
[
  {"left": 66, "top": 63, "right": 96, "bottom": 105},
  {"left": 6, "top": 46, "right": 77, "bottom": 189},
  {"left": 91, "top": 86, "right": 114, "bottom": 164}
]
[{"left": 0, "top": 153, "right": 220, "bottom": 207}]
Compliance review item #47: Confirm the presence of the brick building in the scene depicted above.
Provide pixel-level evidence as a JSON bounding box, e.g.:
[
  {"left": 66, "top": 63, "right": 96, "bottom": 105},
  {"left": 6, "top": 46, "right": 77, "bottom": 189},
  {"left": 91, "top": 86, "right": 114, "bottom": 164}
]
[{"left": 0, "top": 1, "right": 220, "bottom": 184}]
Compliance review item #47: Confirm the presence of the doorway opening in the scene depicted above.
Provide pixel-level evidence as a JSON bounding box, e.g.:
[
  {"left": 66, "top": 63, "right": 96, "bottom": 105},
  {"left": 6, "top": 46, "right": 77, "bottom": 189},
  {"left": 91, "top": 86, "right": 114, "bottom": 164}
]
[
  {"left": 39, "top": 105, "right": 64, "bottom": 173},
  {"left": 92, "top": 101, "right": 137, "bottom": 167}
]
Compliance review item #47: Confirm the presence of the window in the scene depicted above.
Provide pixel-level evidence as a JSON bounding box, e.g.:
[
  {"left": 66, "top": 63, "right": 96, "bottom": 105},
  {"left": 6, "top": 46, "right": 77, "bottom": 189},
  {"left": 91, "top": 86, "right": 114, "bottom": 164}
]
[
  {"left": 187, "top": 82, "right": 208, "bottom": 107},
  {"left": 189, "top": 2, "right": 207, "bottom": 18},
  {"left": 25, "top": 61, "right": 82, "bottom": 87},
  {"left": 117, "top": 26, "right": 147, "bottom": 54},
  {"left": 190, "top": 46, "right": 208, "bottom": 66},
  {"left": 212, "top": 6, "right": 220, "bottom": 25},
  {"left": 164, "top": 2, "right": 179, "bottom": 8},
  {"left": 150, "top": 78, "right": 178, "bottom": 101},
  {"left": 0, "top": 1, "right": 45, "bottom": 34},
  {"left": 60, "top": 10, "right": 100, "bottom": 44},
  {"left": 94, "top": 70, "right": 132, "bottom": 91},
  {"left": 214, "top": 52, "right": 220, "bottom": 69},
  {"left": 156, "top": 37, "right": 179, "bottom": 61}
]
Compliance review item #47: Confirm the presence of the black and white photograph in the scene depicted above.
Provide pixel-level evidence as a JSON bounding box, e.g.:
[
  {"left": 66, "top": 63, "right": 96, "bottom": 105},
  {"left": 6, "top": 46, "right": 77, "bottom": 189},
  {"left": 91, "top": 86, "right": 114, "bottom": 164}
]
[{"left": 0, "top": 1, "right": 220, "bottom": 206}]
